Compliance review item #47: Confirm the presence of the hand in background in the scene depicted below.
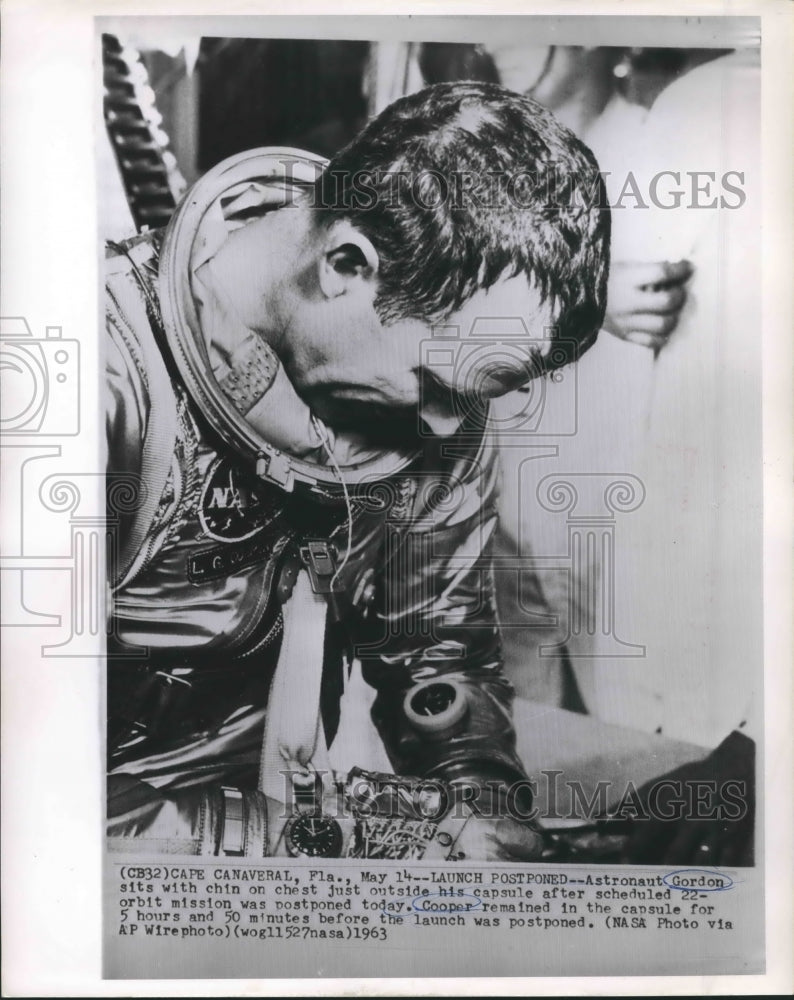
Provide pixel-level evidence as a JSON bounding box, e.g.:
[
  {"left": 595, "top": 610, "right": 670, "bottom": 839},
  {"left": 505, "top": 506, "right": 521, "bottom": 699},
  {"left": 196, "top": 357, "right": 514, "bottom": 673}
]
[{"left": 604, "top": 259, "right": 693, "bottom": 352}]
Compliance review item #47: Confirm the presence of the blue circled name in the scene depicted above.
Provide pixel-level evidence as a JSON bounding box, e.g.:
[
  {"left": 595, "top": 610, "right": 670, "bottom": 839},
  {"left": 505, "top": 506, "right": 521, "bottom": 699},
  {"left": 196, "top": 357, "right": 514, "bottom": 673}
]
[
  {"left": 411, "top": 891, "right": 483, "bottom": 915},
  {"left": 662, "top": 869, "right": 734, "bottom": 892}
]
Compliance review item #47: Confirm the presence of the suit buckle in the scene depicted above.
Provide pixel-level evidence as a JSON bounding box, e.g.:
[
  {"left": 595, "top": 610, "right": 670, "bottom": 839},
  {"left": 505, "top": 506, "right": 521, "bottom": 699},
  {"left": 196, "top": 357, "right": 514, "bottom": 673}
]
[{"left": 300, "top": 539, "right": 338, "bottom": 593}]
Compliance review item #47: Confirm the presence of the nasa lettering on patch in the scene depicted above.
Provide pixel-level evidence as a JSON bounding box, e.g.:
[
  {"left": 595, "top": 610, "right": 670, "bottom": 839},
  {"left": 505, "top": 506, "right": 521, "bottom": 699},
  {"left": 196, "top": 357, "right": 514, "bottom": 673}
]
[{"left": 198, "top": 456, "right": 281, "bottom": 542}]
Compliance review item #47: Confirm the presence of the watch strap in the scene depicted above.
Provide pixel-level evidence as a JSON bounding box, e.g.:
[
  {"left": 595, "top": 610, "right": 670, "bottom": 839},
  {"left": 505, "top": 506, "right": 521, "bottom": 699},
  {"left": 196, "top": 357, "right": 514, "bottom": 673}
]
[
  {"left": 220, "top": 786, "right": 245, "bottom": 855},
  {"left": 291, "top": 770, "right": 324, "bottom": 814}
]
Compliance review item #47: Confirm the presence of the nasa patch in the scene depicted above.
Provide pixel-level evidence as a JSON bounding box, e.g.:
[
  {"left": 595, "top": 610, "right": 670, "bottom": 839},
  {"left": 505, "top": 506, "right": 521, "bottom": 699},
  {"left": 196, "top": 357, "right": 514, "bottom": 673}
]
[{"left": 198, "top": 456, "right": 282, "bottom": 542}]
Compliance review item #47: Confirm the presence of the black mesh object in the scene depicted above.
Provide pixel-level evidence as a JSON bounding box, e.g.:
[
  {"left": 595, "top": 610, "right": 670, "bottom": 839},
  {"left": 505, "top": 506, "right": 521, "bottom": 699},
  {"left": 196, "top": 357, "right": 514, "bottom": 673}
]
[{"left": 102, "top": 33, "right": 185, "bottom": 231}]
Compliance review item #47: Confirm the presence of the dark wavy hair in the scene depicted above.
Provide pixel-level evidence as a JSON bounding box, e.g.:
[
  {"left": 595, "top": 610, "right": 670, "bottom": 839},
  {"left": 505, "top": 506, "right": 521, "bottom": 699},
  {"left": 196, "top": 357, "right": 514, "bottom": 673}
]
[{"left": 314, "top": 82, "right": 610, "bottom": 367}]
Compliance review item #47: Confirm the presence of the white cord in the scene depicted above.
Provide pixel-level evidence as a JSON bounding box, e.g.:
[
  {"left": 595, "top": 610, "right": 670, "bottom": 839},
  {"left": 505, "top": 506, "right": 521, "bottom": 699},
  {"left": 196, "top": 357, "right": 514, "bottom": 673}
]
[{"left": 311, "top": 414, "right": 353, "bottom": 591}]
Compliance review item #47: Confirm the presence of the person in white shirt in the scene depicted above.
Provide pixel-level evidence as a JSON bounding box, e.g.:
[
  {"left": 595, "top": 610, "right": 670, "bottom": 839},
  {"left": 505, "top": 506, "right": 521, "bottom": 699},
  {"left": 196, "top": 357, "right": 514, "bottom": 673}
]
[{"left": 494, "top": 48, "right": 759, "bottom": 864}]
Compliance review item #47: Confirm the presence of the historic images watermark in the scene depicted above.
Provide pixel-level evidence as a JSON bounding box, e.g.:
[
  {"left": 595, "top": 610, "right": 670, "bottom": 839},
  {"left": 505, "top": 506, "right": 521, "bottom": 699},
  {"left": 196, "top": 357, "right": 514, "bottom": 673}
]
[
  {"left": 273, "top": 768, "right": 751, "bottom": 825},
  {"left": 276, "top": 160, "right": 749, "bottom": 213}
]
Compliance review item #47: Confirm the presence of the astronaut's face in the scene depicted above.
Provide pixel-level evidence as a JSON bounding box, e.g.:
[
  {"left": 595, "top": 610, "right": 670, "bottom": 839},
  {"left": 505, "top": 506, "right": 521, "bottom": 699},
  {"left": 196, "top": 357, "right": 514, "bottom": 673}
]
[{"left": 280, "top": 232, "right": 553, "bottom": 439}]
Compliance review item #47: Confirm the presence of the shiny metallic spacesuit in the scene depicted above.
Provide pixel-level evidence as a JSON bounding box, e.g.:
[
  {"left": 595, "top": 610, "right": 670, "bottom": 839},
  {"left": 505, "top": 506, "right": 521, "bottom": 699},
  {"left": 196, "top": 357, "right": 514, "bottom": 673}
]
[{"left": 105, "top": 149, "right": 534, "bottom": 856}]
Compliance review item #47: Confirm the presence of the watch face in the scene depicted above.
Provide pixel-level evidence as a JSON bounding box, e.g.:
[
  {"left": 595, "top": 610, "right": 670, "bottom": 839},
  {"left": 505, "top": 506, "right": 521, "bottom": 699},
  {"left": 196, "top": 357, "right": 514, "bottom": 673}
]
[{"left": 284, "top": 813, "right": 344, "bottom": 858}]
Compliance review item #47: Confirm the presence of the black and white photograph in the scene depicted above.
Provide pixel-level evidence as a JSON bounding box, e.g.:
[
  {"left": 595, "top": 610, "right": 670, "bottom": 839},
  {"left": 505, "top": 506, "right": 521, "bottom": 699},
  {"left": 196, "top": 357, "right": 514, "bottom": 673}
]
[
  {"left": 100, "top": 13, "right": 764, "bottom": 975},
  {"left": 2, "top": 4, "right": 792, "bottom": 995}
]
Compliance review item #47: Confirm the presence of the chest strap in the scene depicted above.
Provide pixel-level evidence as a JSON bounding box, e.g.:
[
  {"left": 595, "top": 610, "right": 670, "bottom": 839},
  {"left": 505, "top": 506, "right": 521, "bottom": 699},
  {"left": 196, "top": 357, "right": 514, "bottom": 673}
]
[{"left": 259, "top": 566, "right": 331, "bottom": 836}]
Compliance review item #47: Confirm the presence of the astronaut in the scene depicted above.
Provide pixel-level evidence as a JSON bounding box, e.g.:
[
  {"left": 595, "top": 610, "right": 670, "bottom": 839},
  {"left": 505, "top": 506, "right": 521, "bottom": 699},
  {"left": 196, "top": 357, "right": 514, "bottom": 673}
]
[{"left": 104, "top": 82, "right": 609, "bottom": 859}]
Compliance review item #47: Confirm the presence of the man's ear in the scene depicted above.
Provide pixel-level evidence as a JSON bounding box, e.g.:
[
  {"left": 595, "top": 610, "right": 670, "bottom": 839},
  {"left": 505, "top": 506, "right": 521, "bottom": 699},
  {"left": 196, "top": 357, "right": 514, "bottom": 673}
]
[{"left": 318, "top": 219, "right": 379, "bottom": 300}]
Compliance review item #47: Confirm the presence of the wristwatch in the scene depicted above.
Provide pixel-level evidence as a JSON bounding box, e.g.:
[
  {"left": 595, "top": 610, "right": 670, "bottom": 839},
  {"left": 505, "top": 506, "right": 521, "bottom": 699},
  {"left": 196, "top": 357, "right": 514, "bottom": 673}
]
[{"left": 282, "top": 771, "right": 344, "bottom": 858}]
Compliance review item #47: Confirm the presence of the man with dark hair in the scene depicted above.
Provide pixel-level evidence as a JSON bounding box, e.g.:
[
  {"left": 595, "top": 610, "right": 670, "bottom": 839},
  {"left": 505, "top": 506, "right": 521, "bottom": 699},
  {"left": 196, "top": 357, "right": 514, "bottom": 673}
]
[
  {"left": 316, "top": 82, "right": 607, "bottom": 352},
  {"left": 106, "top": 82, "right": 609, "bottom": 859}
]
